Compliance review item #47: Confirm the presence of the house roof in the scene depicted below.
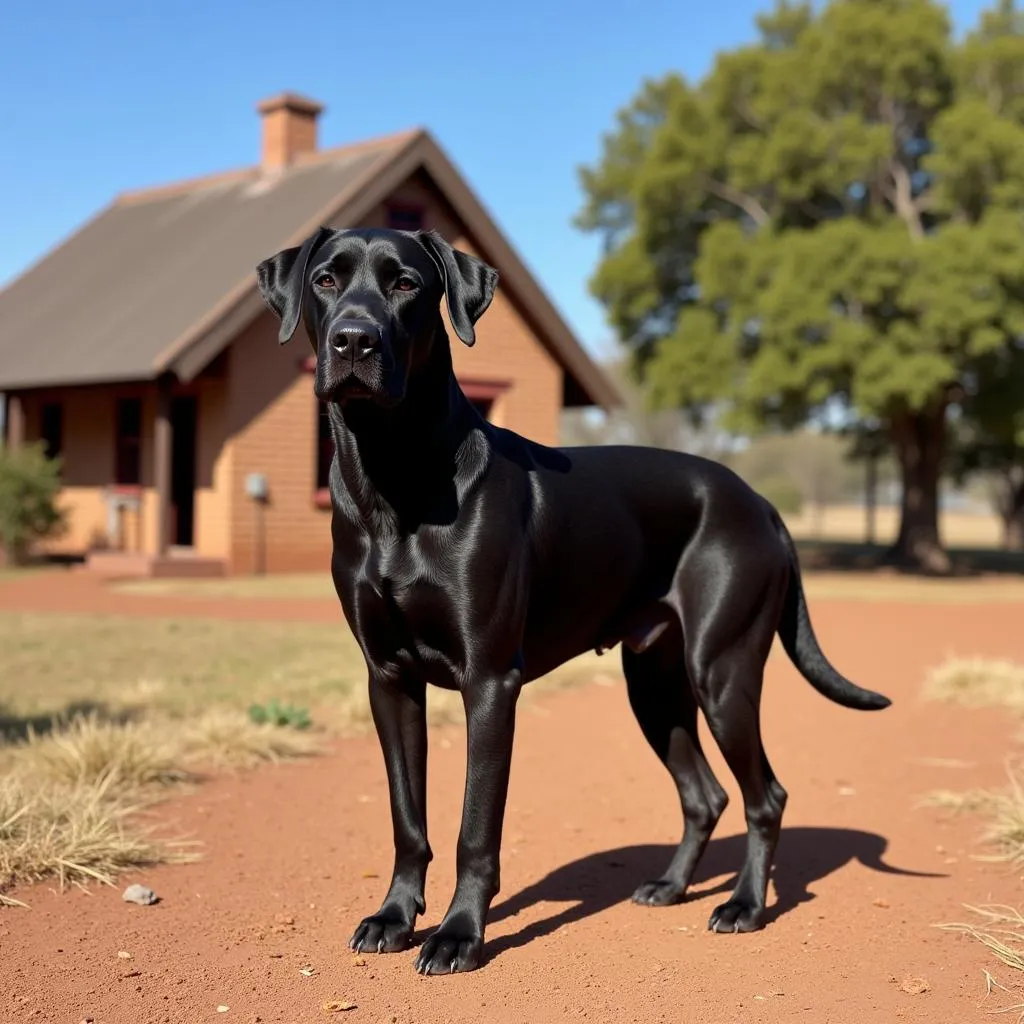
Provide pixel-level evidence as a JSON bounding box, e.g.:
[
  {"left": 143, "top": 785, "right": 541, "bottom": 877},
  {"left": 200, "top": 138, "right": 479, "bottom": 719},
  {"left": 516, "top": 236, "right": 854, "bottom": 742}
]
[{"left": 0, "top": 126, "right": 618, "bottom": 409}]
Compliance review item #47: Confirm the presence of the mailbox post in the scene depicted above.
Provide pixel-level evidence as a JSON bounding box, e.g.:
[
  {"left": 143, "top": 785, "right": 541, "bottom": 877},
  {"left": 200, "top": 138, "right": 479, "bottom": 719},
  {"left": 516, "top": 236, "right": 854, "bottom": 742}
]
[{"left": 245, "top": 473, "right": 270, "bottom": 576}]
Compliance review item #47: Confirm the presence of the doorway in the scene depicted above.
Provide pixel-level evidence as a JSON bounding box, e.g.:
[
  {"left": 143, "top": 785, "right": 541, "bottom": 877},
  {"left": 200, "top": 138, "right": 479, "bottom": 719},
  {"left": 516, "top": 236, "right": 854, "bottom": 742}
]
[{"left": 170, "top": 395, "right": 197, "bottom": 547}]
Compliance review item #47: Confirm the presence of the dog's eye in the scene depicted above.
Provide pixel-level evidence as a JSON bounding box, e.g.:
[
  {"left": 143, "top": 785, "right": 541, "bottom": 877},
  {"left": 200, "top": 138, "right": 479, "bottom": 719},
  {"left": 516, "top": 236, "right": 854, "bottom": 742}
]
[
  {"left": 394, "top": 277, "right": 417, "bottom": 292},
  {"left": 315, "top": 274, "right": 336, "bottom": 288}
]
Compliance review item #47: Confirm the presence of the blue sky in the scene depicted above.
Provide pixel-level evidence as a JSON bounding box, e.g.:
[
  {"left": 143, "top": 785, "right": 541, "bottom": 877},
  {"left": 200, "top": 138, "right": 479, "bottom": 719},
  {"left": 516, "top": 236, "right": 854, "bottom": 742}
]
[{"left": 0, "top": 0, "right": 991, "bottom": 361}]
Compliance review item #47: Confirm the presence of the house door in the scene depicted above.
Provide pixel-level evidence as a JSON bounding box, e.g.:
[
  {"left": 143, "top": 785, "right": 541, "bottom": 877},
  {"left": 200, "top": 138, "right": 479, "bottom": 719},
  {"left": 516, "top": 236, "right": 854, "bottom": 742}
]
[{"left": 170, "top": 396, "right": 197, "bottom": 547}]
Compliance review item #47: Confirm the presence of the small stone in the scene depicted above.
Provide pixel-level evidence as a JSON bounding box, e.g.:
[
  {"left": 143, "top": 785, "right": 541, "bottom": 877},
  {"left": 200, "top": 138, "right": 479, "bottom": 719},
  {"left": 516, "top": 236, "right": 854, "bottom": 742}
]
[
  {"left": 873, "top": 897, "right": 891, "bottom": 908},
  {"left": 117, "top": 951, "right": 133, "bottom": 959},
  {"left": 322, "top": 1001, "right": 357, "bottom": 1013},
  {"left": 217, "top": 1006, "right": 230, "bottom": 1014},
  {"left": 122, "top": 884, "right": 158, "bottom": 906}
]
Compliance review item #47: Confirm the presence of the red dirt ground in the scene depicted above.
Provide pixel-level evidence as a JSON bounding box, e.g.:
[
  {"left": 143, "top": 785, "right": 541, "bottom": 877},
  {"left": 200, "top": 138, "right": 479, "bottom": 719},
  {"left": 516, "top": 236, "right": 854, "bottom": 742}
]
[{"left": 3, "top": 577, "right": 1024, "bottom": 1023}]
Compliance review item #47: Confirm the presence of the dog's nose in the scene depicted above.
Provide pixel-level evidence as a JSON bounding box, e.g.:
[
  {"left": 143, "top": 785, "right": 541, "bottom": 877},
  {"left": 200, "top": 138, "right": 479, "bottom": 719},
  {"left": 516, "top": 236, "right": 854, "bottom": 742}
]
[{"left": 331, "top": 321, "right": 381, "bottom": 362}]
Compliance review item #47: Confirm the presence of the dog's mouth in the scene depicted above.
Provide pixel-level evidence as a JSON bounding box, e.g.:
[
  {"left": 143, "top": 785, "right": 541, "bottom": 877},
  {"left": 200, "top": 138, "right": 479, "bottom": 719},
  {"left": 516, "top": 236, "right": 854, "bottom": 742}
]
[{"left": 315, "top": 373, "right": 403, "bottom": 407}]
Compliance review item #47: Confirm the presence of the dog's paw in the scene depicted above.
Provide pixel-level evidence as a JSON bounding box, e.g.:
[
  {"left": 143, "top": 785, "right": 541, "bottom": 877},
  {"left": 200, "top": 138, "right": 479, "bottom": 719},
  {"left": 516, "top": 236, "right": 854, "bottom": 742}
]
[
  {"left": 707, "top": 898, "right": 764, "bottom": 934},
  {"left": 414, "top": 925, "right": 483, "bottom": 976},
  {"left": 631, "top": 879, "right": 687, "bottom": 907},
  {"left": 349, "top": 912, "right": 413, "bottom": 954}
]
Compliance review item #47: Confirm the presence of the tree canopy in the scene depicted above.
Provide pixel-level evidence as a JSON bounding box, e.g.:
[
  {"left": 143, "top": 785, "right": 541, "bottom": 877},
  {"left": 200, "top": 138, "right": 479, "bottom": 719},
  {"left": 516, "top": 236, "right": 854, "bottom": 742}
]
[{"left": 577, "top": 0, "right": 1024, "bottom": 570}]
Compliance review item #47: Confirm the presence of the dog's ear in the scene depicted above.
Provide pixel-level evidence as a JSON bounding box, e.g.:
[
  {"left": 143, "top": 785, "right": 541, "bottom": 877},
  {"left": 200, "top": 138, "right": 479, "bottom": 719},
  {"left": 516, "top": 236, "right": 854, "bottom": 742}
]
[
  {"left": 417, "top": 230, "right": 499, "bottom": 347},
  {"left": 256, "top": 226, "right": 332, "bottom": 344}
]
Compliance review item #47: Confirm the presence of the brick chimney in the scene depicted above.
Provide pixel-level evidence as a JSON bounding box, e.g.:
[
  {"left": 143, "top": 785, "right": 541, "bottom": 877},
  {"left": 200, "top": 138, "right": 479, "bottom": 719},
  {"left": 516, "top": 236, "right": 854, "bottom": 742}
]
[{"left": 256, "top": 92, "right": 324, "bottom": 170}]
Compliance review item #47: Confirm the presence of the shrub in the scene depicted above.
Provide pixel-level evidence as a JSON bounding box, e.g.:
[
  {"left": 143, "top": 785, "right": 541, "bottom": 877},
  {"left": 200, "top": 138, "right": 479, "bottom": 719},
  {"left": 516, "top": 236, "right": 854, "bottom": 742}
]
[
  {"left": 756, "top": 474, "right": 804, "bottom": 515},
  {"left": 0, "top": 443, "right": 65, "bottom": 565}
]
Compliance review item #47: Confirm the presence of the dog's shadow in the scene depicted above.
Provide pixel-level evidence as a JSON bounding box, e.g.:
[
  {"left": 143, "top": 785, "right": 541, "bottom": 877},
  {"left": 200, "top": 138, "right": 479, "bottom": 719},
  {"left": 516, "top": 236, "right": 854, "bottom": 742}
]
[{"left": 464, "top": 826, "right": 942, "bottom": 963}]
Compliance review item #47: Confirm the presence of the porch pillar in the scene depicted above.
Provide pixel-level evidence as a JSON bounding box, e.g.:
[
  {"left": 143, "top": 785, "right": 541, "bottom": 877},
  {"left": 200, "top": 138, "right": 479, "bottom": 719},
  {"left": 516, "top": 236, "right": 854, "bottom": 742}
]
[
  {"left": 154, "top": 377, "right": 172, "bottom": 556},
  {"left": 4, "top": 393, "right": 24, "bottom": 451}
]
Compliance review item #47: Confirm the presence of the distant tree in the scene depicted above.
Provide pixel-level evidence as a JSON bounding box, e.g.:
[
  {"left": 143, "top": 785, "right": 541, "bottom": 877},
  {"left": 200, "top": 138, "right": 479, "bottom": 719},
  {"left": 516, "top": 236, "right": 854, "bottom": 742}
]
[
  {"left": 731, "top": 430, "right": 860, "bottom": 532},
  {"left": 577, "top": 0, "right": 1024, "bottom": 572},
  {"left": 561, "top": 358, "right": 732, "bottom": 456}
]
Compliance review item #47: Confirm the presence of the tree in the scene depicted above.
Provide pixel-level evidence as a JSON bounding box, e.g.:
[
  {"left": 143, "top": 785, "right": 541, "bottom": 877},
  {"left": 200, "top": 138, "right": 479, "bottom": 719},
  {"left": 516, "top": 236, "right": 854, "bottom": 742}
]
[
  {"left": 948, "top": 350, "right": 1024, "bottom": 548},
  {"left": 731, "top": 430, "right": 862, "bottom": 532},
  {"left": 561, "top": 357, "right": 732, "bottom": 455},
  {"left": 0, "top": 442, "right": 65, "bottom": 564},
  {"left": 577, "top": 0, "right": 1024, "bottom": 571}
]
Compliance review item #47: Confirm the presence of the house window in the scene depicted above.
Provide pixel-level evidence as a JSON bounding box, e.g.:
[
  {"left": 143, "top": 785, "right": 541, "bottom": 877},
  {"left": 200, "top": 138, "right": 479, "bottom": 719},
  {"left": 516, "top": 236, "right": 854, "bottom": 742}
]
[
  {"left": 115, "top": 397, "right": 142, "bottom": 486},
  {"left": 386, "top": 204, "right": 424, "bottom": 232},
  {"left": 40, "top": 402, "right": 63, "bottom": 461},
  {"left": 317, "top": 401, "right": 333, "bottom": 492}
]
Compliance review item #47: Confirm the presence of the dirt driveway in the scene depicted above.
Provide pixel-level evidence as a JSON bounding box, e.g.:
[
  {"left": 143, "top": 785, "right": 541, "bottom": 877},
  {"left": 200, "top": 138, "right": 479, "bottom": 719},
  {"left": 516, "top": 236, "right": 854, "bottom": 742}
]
[{"left": 4, "top": 593, "right": 1024, "bottom": 1023}]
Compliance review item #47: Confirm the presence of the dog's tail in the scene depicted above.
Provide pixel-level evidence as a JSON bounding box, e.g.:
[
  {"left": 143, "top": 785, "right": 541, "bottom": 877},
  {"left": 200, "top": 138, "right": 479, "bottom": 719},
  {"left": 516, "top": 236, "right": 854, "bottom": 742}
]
[{"left": 773, "top": 512, "right": 892, "bottom": 711}]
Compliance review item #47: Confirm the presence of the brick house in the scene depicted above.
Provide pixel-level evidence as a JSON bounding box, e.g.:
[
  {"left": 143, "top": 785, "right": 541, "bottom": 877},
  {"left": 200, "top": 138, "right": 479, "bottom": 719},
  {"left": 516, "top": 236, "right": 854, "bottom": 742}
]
[{"left": 0, "top": 94, "right": 617, "bottom": 576}]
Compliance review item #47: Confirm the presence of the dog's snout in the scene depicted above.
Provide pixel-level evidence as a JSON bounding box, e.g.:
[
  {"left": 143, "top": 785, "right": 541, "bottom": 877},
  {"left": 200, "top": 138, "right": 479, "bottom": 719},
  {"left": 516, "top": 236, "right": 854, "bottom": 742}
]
[{"left": 331, "top": 320, "right": 381, "bottom": 362}]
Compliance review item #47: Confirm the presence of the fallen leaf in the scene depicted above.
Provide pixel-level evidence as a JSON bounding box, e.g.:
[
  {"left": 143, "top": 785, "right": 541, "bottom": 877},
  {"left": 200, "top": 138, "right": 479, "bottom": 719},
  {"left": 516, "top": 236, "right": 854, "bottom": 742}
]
[
  {"left": 360, "top": 871, "right": 378, "bottom": 879},
  {"left": 837, "top": 785, "right": 856, "bottom": 797},
  {"left": 322, "top": 1000, "right": 357, "bottom": 1013},
  {"left": 300, "top": 966, "right": 316, "bottom": 977},
  {"left": 873, "top": 898, "right": 891, "bottom": 909},
  {"left": 898, "top": 976, "right": 930, "bottom": 995},
  {"left": 117, "top": 951, "right": 133, "bottom": 959},
  {"left": 217, "top": 1007, "right": 230, "bottom": 1014},
  {"left": 274, "top": 914, "right": 295, "bottom": 926},
  {"left": 351, "top": 956, "right": 367, "bottom": 967}
]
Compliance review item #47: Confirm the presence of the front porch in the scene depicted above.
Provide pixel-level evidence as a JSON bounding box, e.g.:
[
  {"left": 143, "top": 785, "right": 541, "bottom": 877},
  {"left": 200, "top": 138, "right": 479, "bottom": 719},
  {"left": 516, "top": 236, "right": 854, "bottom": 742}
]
[{"left": 5, "top": 374, "right": 230, "bottom": 578}]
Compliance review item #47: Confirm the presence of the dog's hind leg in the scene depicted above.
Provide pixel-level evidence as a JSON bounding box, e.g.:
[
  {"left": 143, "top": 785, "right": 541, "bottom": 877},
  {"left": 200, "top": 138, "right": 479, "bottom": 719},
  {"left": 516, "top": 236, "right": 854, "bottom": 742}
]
[
  {"left": 623, "top": 629, "right": 729, "bottom": 907},
  {"left": 681, "top": 556, "right": 789, "bottom": 934}
]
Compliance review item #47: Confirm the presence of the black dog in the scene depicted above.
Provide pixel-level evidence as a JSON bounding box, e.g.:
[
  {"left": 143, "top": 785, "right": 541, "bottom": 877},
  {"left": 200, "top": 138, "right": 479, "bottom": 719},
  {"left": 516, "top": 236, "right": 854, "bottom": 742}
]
[{"left": 256, "top": 227, "right": 891, "bottom": 976}]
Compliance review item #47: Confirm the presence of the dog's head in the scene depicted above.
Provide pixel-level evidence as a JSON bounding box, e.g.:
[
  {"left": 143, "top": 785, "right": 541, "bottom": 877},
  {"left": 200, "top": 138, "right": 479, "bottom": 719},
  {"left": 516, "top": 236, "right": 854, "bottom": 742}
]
[{"left": 256, "top": 227, "right": 498, "bottom": 406}]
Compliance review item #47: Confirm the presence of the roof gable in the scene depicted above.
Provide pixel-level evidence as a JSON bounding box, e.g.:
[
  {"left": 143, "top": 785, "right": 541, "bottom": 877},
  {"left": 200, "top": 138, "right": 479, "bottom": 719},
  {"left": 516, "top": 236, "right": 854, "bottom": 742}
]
[{"left": 0, "top": 132, "right": 617, "bottom": 409}]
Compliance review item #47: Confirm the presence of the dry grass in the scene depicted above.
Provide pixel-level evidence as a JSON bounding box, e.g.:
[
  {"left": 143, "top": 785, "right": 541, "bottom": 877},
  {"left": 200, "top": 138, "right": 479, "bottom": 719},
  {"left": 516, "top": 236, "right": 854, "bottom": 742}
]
[
  {"left": 919, "top": 789, "right": 999, "bottom": 814},
  {"left": 0, "top": 612, "right": 367, "bottom": 728},
  {"left": 0, "top": 772, "right": 192, "bottom": 907},
  {"left": 785, "top": 504, "right": 1004, "bottom": 547},
  {"left": 0, "top": 708, "right": 322, "bottom": 905},
  {"left": 937, "top": 905, "right": 1024, "bottom": 1018},
  {"left": 177, "top": 709, "right": 320, "bottom": 770},
  {"left": 112, "top": 574, "right": 337, "bottom": 601},
  {"left": 923, "top": 658, "right": 1024, "bottom": 712},
  {"left": 109, "top": 567, "right": 1024, "bottom": 607},
  {"left": 922, "top": 762, "right": 1024, "bottom": 867},
  {"left": 0, "top": 611, "right": 617, "bottom": 737},
  {"left": 0, "top": 605, "right": 614, "bottom": 904}
]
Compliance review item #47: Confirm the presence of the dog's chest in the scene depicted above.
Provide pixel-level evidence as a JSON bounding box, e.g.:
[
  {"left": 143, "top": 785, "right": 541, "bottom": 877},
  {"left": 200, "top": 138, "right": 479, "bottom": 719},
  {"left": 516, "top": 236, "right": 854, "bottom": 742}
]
[{"left": 344, "top": 542, "right": 463, "bottom": 685}]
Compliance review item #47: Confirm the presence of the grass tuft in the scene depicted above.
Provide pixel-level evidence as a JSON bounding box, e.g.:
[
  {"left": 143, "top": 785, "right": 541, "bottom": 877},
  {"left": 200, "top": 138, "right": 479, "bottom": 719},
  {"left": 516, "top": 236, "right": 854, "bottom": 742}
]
[
  {"left": 0, "top": 709, "right": 319, "bottom": 904},
  {"left": 937, "top": 904, "right": 1024, "bottom": 978},
  {"left": 180, "top": 709, "right": 321, "bottom": 770},
  {"left": 924, "top": 658, "right": 1024, "bottom": 712},
  {"left": 0, "top": 769, "right": 197, "bottom": 905}
]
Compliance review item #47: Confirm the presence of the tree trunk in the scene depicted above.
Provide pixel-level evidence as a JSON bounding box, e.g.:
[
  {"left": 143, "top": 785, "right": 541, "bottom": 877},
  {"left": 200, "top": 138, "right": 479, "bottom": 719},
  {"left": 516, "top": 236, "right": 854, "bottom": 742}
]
[
  {"left": 864, "top": 452, "right": 878, "bottom": 546},
  {"left": 888, "top": 406, "right": 950, "bottom": 573},
  {"left": 999, "top": 468, "right": 1024, "bottom": 551}
]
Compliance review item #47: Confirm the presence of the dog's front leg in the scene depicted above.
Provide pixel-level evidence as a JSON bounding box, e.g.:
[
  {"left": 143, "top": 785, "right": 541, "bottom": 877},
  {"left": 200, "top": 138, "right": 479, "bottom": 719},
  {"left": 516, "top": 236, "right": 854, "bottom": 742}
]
[
  {"left": 414, "top": 666, "right": 522, "bottom": 975},
  {"left": 349, "top": 675, "right": 431, "bottom": 955}
]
